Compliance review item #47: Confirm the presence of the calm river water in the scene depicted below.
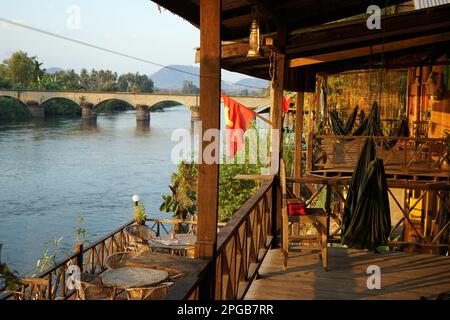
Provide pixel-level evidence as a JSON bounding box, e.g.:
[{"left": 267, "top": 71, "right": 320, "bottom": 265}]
[{"left": 0, "top": 107, "right": 191, "bottom": 275}]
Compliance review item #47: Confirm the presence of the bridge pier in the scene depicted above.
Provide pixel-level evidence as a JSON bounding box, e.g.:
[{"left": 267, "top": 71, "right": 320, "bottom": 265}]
[
  {"left": 190, "top": 105, "right": 200, "bottom": 122},
  {"left": 81, "top": 102, "right": 96, "bottom": 120},
  {"left": 26, "top": 100, "right": 44, "bottom": 118},
  {"left": 136, "top": 104, "right": 150, "bottom": 123}
]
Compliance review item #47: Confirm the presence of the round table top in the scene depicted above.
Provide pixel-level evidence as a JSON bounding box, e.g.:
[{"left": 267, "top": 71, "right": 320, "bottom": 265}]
[
  {"left": 148, "top": 234, "right": 196, "bottom": 250},
  {"left": 101, "top": 267, "right": 169, "bottom": 288}
]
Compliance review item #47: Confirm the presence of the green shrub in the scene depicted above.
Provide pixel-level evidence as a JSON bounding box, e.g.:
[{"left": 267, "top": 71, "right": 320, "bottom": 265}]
[
  {"left": 0, "top": 97, "right": 32, "bottom": 121},
  {"left": 43, "top": 99, "right": 81, "bottom": 116}
]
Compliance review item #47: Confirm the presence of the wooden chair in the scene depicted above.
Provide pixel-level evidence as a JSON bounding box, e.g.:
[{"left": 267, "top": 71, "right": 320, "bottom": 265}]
[
  {"left": 125, "top": 281, "right": 174, "bottom": 300},
  {"left": 280, "top": 159, "right": 328, "bottom": 271},
  {"left": 124, "top": 225, "right": 156, "bottom": 252},
  {"left": 105, "top": 251, "right": 132, "bottom": 269},
  {"left": 12, "top": 276, "right": 52, "bottom": 300},
  {"left": 75, "top": 273, "right": 123, "bottom": 300}
]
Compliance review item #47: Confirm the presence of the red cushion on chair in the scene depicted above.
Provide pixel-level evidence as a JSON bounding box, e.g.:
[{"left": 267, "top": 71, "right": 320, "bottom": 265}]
[{"left": 288, "top": 202, "right": 307, "bottom": 216}]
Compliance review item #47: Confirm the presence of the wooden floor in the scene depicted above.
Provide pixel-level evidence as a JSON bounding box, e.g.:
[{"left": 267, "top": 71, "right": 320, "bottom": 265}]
[{"left": 245, "top": 247, "right": 450, "bottom": 300}]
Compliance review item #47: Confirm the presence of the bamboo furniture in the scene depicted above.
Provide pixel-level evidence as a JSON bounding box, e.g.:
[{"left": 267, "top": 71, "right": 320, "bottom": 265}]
[
  {"left": 12, "top": 277, "right": 52, "bottom": 300},
  {"left": 124, "top": 225, "right": 156, "bottom": 252},
  {"left": 125, "top": 281, "right": 174, "bottom": 300},
  {"left": 76, "top": 274, "right": 121, "bottom": 300},
  {"left": 147, "top": 234, "right": 196, "bottom": 258}
]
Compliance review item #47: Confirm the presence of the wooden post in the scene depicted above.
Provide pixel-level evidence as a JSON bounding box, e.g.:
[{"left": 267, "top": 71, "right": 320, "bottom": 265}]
[
  {"left": 195, "top": 0, "right": 221, "bottom": 299},
  {"left": 325, "top": 184, "right": 332, "bottom": 240},
  {"left": 75, "top": 243, "right": 83, "bottom": 271},
  {"left": 270, "top": 22, "right": 287, "bottom": 246},
  {"left": 293, "top": 92, "right": 304, "bottom": 197},
  {"left": 306, "top": 132, "right": 314, "bottom": 172}
]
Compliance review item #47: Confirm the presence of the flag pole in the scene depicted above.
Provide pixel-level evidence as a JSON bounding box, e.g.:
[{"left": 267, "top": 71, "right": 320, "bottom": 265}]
[{"left": 254, "top": 112, "right": 273, "bottom": 127}]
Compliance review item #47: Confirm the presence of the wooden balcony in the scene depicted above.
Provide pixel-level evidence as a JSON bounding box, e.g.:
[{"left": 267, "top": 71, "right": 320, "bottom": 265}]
[
  {"left": 2, "top": 177, "right": 449, "bottom": 300},
  {"left": 246, "top": 247, "right": 450, "bottom": 300}
]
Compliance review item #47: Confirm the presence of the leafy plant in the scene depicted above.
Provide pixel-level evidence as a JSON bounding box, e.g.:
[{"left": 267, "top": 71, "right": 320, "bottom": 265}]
[
  {"left": 135, "top": 203, "right": 147, "bottom": 225},
  {"left": 160, "top": 162, "right": 198, "bottom": 220},
  {"left": 74, "top": 214, "right": 97, "bottom": 245},
  {"left": 0, "top": 244, "right": 20, "bottom": 292},
  {"left": 34, "top": 214, "right": 95, "bottom": 275},
  {"left": 35, "top": 237, "right": 71, "bottom": 274}
]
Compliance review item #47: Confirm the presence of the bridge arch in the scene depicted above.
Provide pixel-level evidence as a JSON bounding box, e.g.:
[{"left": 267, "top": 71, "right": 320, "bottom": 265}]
[
  {"left": 41, "top": 97, "right": 79, "bottom": 106},
  {"left": 0, "top": 95, "right": 32, "bottom": 120},
  {"left": 40, "top": 97, "right": 81, "bottom": 116},
  {"left": 94, "top": 99, "right": 134, "bottom": 112},
  {"left": 150, "top": 100, "right": 191, "bottom": 111},
  {"left": 0, "top": 95, "right": 28, "bottom": 108}
]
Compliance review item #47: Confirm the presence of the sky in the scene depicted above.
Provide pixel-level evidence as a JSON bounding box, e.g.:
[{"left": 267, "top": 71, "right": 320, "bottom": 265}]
[{"left": 0, "top": 0, "right": 246, "bottom": 82}]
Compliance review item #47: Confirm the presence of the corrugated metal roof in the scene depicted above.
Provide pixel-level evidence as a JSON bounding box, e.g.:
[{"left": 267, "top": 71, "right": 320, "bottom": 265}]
[{"left": 414, "top": 0, "right": 450, "bottom": 9}]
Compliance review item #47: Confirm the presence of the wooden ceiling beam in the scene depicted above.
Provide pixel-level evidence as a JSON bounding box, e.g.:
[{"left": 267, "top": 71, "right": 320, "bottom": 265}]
[
  {"left": 289, "top": 32, "right": 450, "bottom": 68},
  {"left": 283, "top": 0, "right": 408, "bottom": 35},
  {"left": 308, "top": 42, "right": 450, "bottom": 74},
  {"left": 288, "top": 4, "right": 450, "bottom": 54},
  {"left": 247, "top": 0, "right": 281, "bottom": 24}
]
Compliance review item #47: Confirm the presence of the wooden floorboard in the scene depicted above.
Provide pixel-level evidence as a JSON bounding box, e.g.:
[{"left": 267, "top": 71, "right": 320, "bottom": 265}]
[{"left": 244, "top": 247, "right": 450, "bottom": 300}]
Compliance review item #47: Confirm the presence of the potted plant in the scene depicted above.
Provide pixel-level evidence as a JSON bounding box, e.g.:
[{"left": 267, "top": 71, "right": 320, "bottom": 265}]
[{"left": 134, "top": 203, "right": 147, "bottom": 225}]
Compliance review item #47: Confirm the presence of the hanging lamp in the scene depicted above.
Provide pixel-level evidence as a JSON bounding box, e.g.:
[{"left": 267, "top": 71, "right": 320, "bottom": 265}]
[{"left": 247, "top": 7, "right": 262, "bottom": 58}]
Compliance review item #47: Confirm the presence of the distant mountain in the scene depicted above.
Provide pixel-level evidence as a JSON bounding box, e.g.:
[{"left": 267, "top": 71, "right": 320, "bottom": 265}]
[
  {"left": 150, "top": 65, "right": 268, "bottom": 94},
  {"left": 227, "top": 78, "right": 268, "bottom": 94},
  {"left": 46, "top": 67, "right": 64, "bottom": 75},
  {"left": 150, "top": 65, "right": 200, "bottom": 90},
  {"left": 235, "top": 78, "right": 268, "bottom": 89}
]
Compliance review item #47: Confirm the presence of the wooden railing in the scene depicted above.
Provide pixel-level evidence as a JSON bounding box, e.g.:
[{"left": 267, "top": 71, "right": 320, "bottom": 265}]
[
  {"left": 1, "top": 180, "right": 276, "bottom": 301},
  {"left": 184, "top": 177, "right": 276, "bottom": 300},
  {"left": 309, "top": 134, "right": 450, "bottom": 174},
  {"left": 0, "top": 218, "right": 210, "bottom": 300}
]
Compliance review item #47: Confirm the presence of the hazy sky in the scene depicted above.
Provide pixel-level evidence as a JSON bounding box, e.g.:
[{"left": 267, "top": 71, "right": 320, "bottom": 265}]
[{"left": 0, "top": 0, "right": 246, "bottom": 82}]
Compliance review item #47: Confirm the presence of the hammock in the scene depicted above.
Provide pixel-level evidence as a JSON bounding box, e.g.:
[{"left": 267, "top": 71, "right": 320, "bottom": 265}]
[
  {"left": 353, "top": 102, "right": 384, "bottom": 136},
  {"left": 353, "top": 101, "right": 409, "bottom": 149},
  {"left": 329, "top": 106, "right": 358, "bottom": 136},
  {"left": 342, "top": 138, "right": 391, "bottom": 250}
]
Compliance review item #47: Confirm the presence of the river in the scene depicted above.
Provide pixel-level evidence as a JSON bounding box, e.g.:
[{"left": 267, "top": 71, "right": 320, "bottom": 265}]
[{"left": 0, "top": 106, "right": 191, "bottom": 275}]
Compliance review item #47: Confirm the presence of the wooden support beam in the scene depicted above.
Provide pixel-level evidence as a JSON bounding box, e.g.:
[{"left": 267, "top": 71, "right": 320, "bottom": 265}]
[
  {"left": 270, "top": 21, "right": 287, "bottom": 246},
  {"left": 289, "top": 32, "right": 450, "bottom": 68},
  {"left": 293, "top": 91, "right": 304, "bottom": 198},
  {"left": 195, "top": 0, "right": 221, "bottom": 261}
]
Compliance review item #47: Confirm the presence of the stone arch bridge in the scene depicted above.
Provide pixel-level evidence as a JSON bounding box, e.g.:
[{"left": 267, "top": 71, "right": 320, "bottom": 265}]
[{"left": 0, "top": 90, "right": 268, "bottom": 122}]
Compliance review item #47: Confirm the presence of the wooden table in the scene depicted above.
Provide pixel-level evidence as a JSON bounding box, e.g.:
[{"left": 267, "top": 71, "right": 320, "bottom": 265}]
[
  {"left": 101, "top": 251, "right": 209, "bottom": 300},
  {"left": 289, "top": 208, "right": 328, "bottom": 271},
  {"left": 101, "top": 267, "right": 169, "bottom": 289},
  {"left": 148, "top": 234, "right": 196, "bottom": 257}
]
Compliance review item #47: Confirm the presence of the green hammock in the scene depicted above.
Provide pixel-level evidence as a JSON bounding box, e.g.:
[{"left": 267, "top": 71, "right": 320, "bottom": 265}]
[
  {"left": 329, "top": 105, "right": 358, "bottom": 136},
  {"left": 353, "top": 101, "right": 384, "bottom": 136},
  {"left": 342, "top": 138, "right": 391, "bottom": 251}
]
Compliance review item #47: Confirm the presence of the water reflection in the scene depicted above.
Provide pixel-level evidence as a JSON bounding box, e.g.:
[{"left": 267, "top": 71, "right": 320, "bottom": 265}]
[
  {"left": 135, "top": 120, "right": 150, "bottom": 136},
  {"left": 81, "top": 118, "right": 98, "bottom": 133}
]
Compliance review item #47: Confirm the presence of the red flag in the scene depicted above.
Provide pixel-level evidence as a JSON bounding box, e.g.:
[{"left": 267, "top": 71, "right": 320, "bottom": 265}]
[
  {"left": 283, "top": 96, "right": 292, "bottom": 113},
  {"left": 221, "top": 93, "right": 255, "bottom": 158}
]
